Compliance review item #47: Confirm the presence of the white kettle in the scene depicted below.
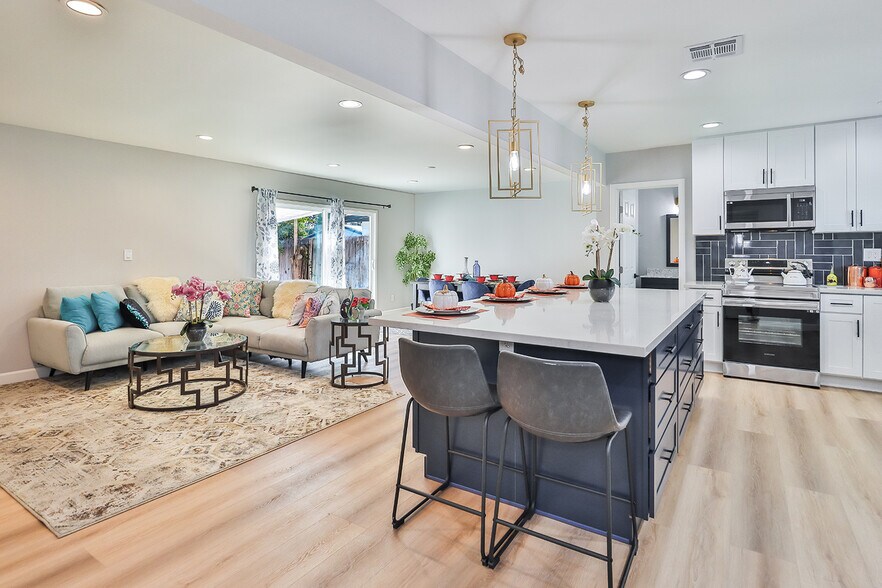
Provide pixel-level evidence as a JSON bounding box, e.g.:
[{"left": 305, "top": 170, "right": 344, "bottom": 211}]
[{"left": 730, "top": 260, "right": 754, "bottom": 282}]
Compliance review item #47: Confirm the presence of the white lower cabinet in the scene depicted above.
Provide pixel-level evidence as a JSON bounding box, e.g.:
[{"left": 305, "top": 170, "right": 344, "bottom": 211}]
[
  {"left": 862, "top": 296, "right": 882, "bottom": 381},
  {"left": 820, "top": 311, "right": 862, "bottom": 378},
  {"left": 703, "top": 306, "right": 722, "bottom": 363}
]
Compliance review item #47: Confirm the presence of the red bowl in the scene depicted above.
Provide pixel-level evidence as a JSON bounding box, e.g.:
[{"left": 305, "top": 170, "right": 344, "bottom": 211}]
[
  {"left": 444, "top": 275, "right": 455, "bottom": 282},
  {"left": 432, "top": 274, "right": 442, "bottom": 280},
  {"left": 506, "top": 275, "right": 518, "bottom": 283},
  {"left": 489, "top": 274, "right": 500, "bottom": 281},
  {"left": 476, "top": 276, "right": 487, "bottom": 283}
]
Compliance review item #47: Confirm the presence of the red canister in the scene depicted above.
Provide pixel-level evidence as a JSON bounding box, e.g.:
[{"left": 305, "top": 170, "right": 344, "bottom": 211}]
[{"left": 868, "top": 265, "right": 882, "bottom": 287}]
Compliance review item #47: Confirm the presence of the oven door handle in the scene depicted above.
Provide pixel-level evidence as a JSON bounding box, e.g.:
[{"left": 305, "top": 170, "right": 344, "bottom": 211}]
[{"left": 723, "top": 298, "right": 820, "bottom": 312}]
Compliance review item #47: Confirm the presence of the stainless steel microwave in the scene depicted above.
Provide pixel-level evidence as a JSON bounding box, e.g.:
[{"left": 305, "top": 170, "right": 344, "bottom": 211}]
[{"left": 724, "top": 187, "right": 815, "bottom": 231}]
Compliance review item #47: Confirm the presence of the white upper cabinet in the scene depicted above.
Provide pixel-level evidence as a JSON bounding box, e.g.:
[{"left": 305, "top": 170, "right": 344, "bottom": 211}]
[
  {"left": 767, "top": 126, "right": 815, "bottom": 188},
  {"left": 692, "top": 137, "right": 724, "bottom": 235},
  {"left": 724, "top": 132, "right": 768, "bottom": 190},
  {"left": 815, "top": 121, "right": 857, "bottom": 233},
  {"left": 856, "top": 117, "right": 882, "bottom": 231},
  {"left": 723, "top": 126, "right": 815, "bottom": 191}
]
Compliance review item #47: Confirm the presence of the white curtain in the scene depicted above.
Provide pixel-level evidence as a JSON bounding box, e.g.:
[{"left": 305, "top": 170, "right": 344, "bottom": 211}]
[
  {"left": 326, "top": 197, "right": 346, "bottom": 287},
  {"left": 255, "top": 188, "right": 280, "bottom": 280}
]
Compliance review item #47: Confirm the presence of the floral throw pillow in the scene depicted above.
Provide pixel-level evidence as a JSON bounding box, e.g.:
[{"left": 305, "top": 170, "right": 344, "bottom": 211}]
[
  {"left": 174, "top": 292, "right": 225, "bottom": 322},
  {"left": 217, "top": 279, "right": 262, "bottom": 317},
  {"left": 298, "top": 294, "right": 326, "bottom": 328}
]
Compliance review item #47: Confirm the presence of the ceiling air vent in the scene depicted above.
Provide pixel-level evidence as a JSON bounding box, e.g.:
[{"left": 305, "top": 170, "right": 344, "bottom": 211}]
[{"left": 686, "top": 35, "right": 743, "bottom": 62}]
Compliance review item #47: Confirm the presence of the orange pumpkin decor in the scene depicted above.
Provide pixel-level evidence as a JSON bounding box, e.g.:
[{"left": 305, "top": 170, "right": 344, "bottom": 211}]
[
  {"left": 494, "top": 282, "right": 517, "bottom": 298},
  {"left": 564, "top": 271, "right": 581, "bottom": 286}
]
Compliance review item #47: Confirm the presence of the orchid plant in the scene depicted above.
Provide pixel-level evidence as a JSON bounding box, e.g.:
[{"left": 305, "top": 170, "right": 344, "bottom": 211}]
[
  {"left": 171, "top": 276, "right": 231, "bottom": 333},
  {"left": 581, "top": 219, "right": 637, "bottom": 285}
]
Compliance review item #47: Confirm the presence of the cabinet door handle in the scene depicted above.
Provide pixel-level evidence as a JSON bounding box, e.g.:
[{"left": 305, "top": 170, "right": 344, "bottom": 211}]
[
  {"left": 860, "top": 209, "right": 864, "bottom": 227},
  {"left": 716, "top": 311, "right": 720, "bottom": 328},
  {"left": 718, "top": 215, "right": 722, "bottom": 230},
  {"left": 851, "top": 210, "right": 855, "bottom": 227},
  {"left": 762, "top": 169, "right": 767, "bottom": 185},
  {"left": 857, "top": 319, "right": 861, "bottom": 338},
  {"left": 769, "top": 168, "right": 774, "bottom": 185}
]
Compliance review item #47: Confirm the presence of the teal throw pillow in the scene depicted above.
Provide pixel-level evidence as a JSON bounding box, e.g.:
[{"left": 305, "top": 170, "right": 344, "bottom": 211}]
[
  {"left": 90, "top": 291, "right": 125, "bottom": 332},
  {"left": 60, "top": 295, "right": 99, "bottom": 333}
]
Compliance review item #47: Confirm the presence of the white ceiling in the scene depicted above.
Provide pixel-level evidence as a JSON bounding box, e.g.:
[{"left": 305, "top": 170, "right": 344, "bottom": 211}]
[
  {"left": 0, "top": 0, "right": 500, "bottom": 193},
  {"left": 375, "top": 0, "right": 882, "bottom": 153}
]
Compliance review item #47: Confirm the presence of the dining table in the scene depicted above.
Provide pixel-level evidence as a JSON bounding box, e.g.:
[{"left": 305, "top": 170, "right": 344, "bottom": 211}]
[{"left": 412, "top": 278, "right": 522, "bottom": 307}]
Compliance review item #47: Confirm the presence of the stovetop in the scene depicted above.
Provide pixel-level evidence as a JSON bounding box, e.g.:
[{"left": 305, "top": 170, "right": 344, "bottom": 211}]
[{"left": 722, "top": 258, "right": 819, "bottom": 300}]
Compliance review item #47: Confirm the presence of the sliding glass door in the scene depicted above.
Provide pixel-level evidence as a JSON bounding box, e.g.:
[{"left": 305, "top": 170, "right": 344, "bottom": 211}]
[{"left": 276, "top": 201, "right": 376, "bottom": 293}]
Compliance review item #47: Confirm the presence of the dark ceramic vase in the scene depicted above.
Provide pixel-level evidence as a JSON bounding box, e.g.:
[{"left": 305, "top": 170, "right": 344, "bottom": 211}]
[
  {"left": 588, "top": 279, "right": 616, "bottom": 302},
  {"left": 185, "top": 322, "right": 208, "bottom": 342}
]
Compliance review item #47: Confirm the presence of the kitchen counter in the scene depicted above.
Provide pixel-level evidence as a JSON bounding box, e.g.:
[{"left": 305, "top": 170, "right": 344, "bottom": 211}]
[
  {"left": 373, "top": 288, "right": 707, "bottom": 536},
  {"left": 372, "top": 288, "right": 704, "bottom": 357},
  {"left": 819, "top": 286, "right": 882, "bottom": 296},
  {"left": 686, "top": 281, "right": 724, "bottom": 290}
]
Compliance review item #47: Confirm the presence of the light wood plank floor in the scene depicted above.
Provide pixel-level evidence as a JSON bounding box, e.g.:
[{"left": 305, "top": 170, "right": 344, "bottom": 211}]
[{"left": 1, "top": 340, "right": 880, "bottom": 587}]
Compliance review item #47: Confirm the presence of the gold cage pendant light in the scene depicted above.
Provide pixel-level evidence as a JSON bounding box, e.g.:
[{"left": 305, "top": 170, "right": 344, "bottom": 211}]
[
  {"left": 488, "top": 33, "right": 541, "bottom": 199},
  {"left": 571, "top": 100, "right": 603, "bottom": 213}
]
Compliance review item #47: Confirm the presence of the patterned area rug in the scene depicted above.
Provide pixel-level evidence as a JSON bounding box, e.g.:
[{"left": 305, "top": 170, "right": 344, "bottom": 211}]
[{"left": 0, "top": 363, "right": 402, "bottom": 537}]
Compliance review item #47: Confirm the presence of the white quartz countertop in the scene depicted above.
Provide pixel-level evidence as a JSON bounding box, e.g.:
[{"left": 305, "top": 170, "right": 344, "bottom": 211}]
[
  {"left": 371, "top": 288, "right": 704, "bottom": 357},
  {"left": 818, "top": 286, "right": 882, "bottom": 296},
  {"left": 686, "top": 281, "right": 724, "bottom": 290}
]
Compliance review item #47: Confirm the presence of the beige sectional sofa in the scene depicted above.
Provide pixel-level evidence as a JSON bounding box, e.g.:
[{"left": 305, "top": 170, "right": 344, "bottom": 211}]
[{"left": 27, "top": 282, "right": 376, "bottom": 389}]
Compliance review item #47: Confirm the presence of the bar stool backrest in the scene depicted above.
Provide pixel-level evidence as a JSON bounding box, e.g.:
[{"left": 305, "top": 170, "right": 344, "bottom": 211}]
[
  {"left": 497, "top": 351, "right": 621, "bottom": 443},
  {"left": 429, "top": 280, "right": 450, "bottom": 298},
  {"left": 462, "top": 281, "right": 490, "bottom": 301},
  {"left": 399, "top": 338, "right": 498, "bottom": 418}
]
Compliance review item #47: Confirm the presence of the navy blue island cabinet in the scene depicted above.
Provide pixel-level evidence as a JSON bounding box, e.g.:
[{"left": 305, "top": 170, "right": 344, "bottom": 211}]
[{"left": 399, "top": 300, "right": 705, "bottom": 540}]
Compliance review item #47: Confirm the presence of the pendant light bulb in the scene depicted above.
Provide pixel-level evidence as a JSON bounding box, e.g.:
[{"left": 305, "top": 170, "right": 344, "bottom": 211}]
[
  {"left": 581, "top": 178, "right": 592, "bottom": 197},
  {"left": 509, "top": 150, "right": 520, "bottom": 172}
]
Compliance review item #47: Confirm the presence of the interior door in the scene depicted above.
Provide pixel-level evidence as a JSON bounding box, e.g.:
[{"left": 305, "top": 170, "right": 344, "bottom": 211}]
[
  {"left": 767, "top": 126, "right": 815, "bottom": 188},
  {"left": 724, "top": 131, "right": 768, "bottom": 190},
  {"left": 619, "top": 189, "right": 638, "bottom": 288}
]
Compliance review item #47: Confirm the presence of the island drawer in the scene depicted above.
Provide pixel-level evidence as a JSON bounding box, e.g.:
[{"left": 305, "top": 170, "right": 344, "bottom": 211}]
[
  {"left": 654, "top": 415, "right": 677, "bottom": 500},
  {"left": 654, "top": 330, "right": 678, "bottom": 377},
  {"left": 677, "top": 307, "right": 701, "bottom": 350},
  {"left": 653, "top": 365, "right": 677, "bottom": 446}
]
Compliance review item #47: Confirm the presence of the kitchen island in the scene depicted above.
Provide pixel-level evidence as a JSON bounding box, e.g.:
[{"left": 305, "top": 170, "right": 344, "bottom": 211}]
[{"left": 371, "top": 288, "right": 705, "bottom": 539}]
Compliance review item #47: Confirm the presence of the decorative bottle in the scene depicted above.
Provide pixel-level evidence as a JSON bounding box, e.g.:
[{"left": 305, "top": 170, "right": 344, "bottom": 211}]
[{"left": 472, "top": 259, "right": 481, "bottom": 277}]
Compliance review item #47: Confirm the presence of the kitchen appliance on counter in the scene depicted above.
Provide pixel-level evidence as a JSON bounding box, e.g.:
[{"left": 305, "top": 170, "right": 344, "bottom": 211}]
[
  {"left": 722, "top": 258, "right": 820, "bottom": 387},
  {"left": 724, "top": 187, "right": 815, "bottom": 231}
]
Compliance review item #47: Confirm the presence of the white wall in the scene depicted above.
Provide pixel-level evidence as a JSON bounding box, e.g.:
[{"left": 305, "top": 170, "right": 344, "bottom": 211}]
[
  {"left": 637, "top": 188, "right": 679, "bottom": 275},
  {"left": 0, "top": 123, "right": 415, "bottom": 380},
  {"left": 606, "top": 145, "right": 695, "bottom": 280},
  {"left": 414, "top": 177, "right": 599, "bottom": 285}
]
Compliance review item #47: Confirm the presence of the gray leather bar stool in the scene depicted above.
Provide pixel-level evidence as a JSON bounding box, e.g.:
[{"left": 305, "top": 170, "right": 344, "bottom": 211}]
[
  {"left": 393, "top": 338, "right": 502, "bottom": 562},
  {"left": 486, "top": 351, "right": 639, "bottom": 587}
]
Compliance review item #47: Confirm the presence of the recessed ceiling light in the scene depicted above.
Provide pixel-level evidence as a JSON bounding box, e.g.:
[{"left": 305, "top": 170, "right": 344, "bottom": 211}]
[
  {"left": 701, "top": 121, "right": 722, "bottom": 129},
  {"left": 458, "top": 144, "right": 474, "bottom": 150},
  {"left": 338, "top": 100, "right": 363, "bottom": 109},
  {"left": 681, "top": 69, "right": 710, "bottom": 80},
  {"left": 196, "top": 134, "right": 213, "bottom": 141},
  {"left": 63, "top": 0, "right": 106, "bottom": 16},
  {"left": 327, "top": 163, "right": 341, "bottom": 168},
  {"left": 408, "top": 180, "right": 419, "bottom": 183},
  {"left": 427, "top": 165, "right": 436, "bottom": 169}
]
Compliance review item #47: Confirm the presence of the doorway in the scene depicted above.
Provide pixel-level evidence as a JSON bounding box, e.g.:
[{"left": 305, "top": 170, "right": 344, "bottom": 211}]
[
  {"left": 276, "top": 200, "right": 377, "bottom": 292},
  {"left": 609, "top": 179, "right": 686, "bottom": 289}
]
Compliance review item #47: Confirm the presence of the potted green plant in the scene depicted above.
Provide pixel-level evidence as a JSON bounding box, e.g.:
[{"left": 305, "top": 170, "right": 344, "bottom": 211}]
[
  {"left": 395, "top": 232, "right": 436, "bottom": 284},
  {"left": 582, "top": 220, "right": 636, "bottom": 302}
]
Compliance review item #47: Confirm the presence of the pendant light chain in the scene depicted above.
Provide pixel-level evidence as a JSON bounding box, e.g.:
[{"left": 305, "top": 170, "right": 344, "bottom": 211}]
[
  {"left": 511, "top": 44, "right": 524, "bottom": 122},
  {"left": 582, "top": 105, "right": 591, "bottom": 160}
]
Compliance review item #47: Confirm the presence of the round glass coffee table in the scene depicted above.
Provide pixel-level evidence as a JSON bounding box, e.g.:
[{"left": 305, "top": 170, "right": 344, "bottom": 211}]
[{"left": 127, "top": 333, "right": 248, "bottom": 411}]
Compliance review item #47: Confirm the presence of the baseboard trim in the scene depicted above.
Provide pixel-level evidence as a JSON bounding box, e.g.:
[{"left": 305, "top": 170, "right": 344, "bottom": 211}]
[
  {"left": 705, "top": 360, "right": 723, "bottom": 374},
  {"left": 820, "top": 374, "right": 882, "bottom": 394},
  {"left": 0, "top": 366, "right": 49, "bottom": 386}
]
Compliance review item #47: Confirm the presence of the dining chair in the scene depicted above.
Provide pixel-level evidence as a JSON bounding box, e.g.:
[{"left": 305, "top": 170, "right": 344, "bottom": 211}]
[
  {"left": 516, "top": 280, "right": 535, "bottom": 292},
  {"left": 429, "top": 279, "right": 451, "bottom": 299},
  {"left": 462, "top": 281, "right": 490, "bottom": 301}
]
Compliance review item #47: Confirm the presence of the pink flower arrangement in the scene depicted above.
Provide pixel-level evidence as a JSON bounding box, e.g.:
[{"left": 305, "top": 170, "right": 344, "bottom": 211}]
[
  {"left": 172, "top": 276, "right": 231, "bottom": 324},
  {"left": 349, "top": 297, "right": 371, "bottom": 310}
]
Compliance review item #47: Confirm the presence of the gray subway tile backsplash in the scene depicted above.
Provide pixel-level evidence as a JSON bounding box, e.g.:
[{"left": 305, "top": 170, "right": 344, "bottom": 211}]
[{"left": 695, "top": 230, "right": 882, "bottom": 285}]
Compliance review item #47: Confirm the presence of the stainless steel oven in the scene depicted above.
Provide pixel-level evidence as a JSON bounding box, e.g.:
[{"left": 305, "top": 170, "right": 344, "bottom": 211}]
[
  {"left": 724, "top": 187, "right": 815, "bottom": 230},
  {"left": 722, "top": 297, "right": 820, "bottom": 387}
]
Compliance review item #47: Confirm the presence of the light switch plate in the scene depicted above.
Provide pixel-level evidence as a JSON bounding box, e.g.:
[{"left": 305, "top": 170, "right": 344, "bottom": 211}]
[
  {"left": 123, "top": 249, "right": 133, "bottom": 261},
  {"left": 864, "top": 248, "right": 881, "bottom": 263}
]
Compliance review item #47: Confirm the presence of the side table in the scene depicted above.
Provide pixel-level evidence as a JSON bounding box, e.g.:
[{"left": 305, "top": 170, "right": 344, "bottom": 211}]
[{"left": 329, "top": 319, "right": 389, "bottom": 388}]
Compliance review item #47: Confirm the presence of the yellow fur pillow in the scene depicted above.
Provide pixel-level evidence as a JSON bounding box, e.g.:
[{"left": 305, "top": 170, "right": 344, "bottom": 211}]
[
  {"left": 134, "top": 276, "right": 182, "bottom": 322},
  {"left": 272, "top": 280, "right": 315, "bottom": 318}
]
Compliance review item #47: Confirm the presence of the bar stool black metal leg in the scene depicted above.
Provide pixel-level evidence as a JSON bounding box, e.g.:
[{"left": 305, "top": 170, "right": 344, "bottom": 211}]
[
  {"left": 605, "top": 434, "right": 615, "bottom": 588},
  {"left": 620, "top": 427, "right": 639, "bottom": 587},
  {"left": 486, "top": 417, "right": 512, "bottom": 567},
  {"left": 479, "top": 411, "right": 492, "bottom": 561},
  {"left": 391, "top": 398, "right": 415, "bottom": 528}
]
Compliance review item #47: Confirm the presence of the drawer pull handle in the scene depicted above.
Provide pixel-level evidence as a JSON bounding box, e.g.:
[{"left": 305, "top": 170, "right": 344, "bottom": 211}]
[
  {"left": 685, "top": 323, "right": 695, "bottom": 330},
  {"left": 660, "top": 448, "right": 675, "bottom": 463},
  {"left": 830, "top": 302, "right": 853, "bottom": 306},
  {"left": 682, "top": 359, "right": 693, "bottom": 367},
  {"left": 664, "top": 345, "right": 676, "bottom": 354},
  {"left": 659, "top": 392, "right": 674, "bottom": 402},
  {"left": 704, "top": 294, "right": 714, "bottom": 299}
]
